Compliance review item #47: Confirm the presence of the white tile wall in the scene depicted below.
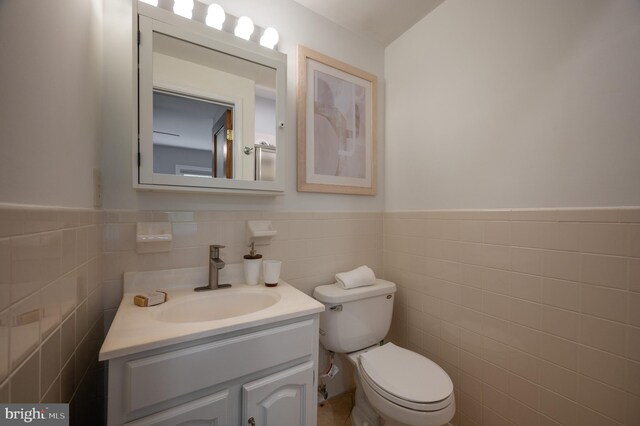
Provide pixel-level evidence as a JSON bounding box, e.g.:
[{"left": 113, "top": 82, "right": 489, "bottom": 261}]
[
  {"left": 102, "top": 210, "right": 384, "bottom": 330},
  {"left": 384, "top": 208, "right": 640, "bottom": 426},
  {"left": 0, "top": 206, "right": 103, "bottom": 407}
]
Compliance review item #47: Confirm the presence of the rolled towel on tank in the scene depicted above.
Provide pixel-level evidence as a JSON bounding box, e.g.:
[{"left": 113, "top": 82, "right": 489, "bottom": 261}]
[{"left": 335, "top": 265, "right": 376, "bottom": 289}]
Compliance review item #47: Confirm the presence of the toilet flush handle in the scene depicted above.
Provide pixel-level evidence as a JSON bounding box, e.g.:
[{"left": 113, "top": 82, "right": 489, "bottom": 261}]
[{"left": 329, "top": 304, "right": 343, "bottom": 312}]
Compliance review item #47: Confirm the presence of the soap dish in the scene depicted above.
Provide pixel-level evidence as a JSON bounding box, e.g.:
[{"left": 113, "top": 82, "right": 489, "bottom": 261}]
[{"left": 136, "top": 222, "right": 172, "bottom": 253}]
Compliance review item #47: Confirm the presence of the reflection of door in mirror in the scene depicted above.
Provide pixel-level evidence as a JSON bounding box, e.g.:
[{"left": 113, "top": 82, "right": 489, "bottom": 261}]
[
  {"left": 212, "top": 109, "right": 233, "bottom": 179},
  {"left": 152, "top": 90, "right": 235, "bottom": 179}
]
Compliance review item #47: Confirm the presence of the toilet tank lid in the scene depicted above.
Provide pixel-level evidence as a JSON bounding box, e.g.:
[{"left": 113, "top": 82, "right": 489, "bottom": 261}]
[{"left": 313, "top": 279, "right": 396, "bottom": 304}]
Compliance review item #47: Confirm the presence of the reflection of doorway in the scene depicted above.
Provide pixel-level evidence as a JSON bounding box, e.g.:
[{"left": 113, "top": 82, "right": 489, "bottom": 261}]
[{"left": 213, "top": 109, "right": 233, "bottom": 178}]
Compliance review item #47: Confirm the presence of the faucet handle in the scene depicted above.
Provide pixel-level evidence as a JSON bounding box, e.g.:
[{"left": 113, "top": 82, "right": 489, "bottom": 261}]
[{"left": 209, "top": 244, "right": 225, "bottom": 258}]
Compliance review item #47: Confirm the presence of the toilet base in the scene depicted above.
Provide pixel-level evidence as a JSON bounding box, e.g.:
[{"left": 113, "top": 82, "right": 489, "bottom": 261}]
[{"left": 350, "top": 372, "right": 380, "bottom": 426}]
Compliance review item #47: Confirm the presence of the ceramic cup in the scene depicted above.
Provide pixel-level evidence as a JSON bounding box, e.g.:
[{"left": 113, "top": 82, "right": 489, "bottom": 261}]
[{"left": 263, "top": 260, "right": 282, "bottom": 287}]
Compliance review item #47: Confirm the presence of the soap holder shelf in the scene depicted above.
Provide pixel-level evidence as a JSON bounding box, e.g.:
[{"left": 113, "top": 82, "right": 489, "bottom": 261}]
[
  {"left": 247, "top": 220, "right": 277, "bottom": 245},
  {"left": 136, "top": 222, "right": 172, "bottom": 253}
]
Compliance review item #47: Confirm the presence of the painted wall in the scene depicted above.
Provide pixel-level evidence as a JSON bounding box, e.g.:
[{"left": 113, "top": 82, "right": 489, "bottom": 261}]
[
  {"left": 385, "top": 0, "right": 640, "bottom": 210},
  {"left": 102, "top": 0, "right": 385, "bottom": 211},
  {"left": 0, "top": 0, "right": 102, "bottom": 209}
]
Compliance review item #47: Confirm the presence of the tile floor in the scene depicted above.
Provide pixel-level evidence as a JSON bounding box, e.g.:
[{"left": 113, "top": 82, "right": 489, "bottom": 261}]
[{"left": 317, "top": 391, "right": 355, "bottom": 426}]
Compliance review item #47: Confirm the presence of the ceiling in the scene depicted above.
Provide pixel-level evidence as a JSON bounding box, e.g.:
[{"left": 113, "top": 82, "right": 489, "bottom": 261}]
[{"left": 291, "top": 0, "right": 445, "bottom": 46}]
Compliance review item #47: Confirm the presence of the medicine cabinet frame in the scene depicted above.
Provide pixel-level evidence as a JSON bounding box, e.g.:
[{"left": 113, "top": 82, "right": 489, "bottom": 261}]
[{"left": 134, "top": 2, "right": 286, "bottom": 194}]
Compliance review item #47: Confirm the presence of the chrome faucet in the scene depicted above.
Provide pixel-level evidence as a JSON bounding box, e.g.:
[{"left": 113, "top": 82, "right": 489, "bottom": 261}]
[{"left": 195, "top": 244, "right": 231, "bottom": 291}]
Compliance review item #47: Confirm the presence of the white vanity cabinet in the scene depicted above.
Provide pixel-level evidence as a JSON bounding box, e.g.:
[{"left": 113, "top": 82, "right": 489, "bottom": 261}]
[{"left": 106, "top": 316, "right": 320, "bottom": 426}]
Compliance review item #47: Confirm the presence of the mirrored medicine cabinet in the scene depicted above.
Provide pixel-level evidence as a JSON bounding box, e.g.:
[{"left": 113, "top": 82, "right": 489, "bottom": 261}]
[{"left": 135, "top": 2, "right": 286, "bottom": 194}]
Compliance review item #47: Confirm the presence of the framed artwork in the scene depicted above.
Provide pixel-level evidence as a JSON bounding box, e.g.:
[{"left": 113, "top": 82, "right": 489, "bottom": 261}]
[{"left": 297, "top": 46, "right": 377, "bottom": 195}]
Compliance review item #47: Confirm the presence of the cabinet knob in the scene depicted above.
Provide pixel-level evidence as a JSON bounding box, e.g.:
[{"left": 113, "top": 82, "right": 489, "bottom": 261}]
[{"left": 248, "top": 417, "right": 256, "bottom": 426}]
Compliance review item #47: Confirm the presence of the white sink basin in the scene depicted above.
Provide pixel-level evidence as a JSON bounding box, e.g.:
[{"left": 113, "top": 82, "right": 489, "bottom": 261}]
[{"left": 156, "top": 289, "right": 281, "bottom": 323}]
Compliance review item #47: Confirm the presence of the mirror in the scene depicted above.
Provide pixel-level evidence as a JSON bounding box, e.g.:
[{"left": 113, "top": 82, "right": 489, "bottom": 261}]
[{"left": 136, "top": 4, "right": 286, "bottom": 193}]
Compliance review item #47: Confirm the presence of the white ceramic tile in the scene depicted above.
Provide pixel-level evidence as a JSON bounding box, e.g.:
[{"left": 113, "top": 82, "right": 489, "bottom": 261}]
[
  {"left": 509, "top": 298, "right": 541, "bottom": 330},
  {"left": 542, "top": 250, "right": 580, "bottom": 281},
  {"left": 510, "top": 247, "right": 543, "bottom": 276},
  {"left": 539, "top": 388, "right": 577, "bottom": 426},
  {"left": 579, "top": 315, "right": 627, "bottom": 356},
  {"left": 0, "top": 309, "right": 8, "bottom": 382},
  {"left": 40, "top": 280, "right": 61, "bottom": 340},
  {"left": 626, "top": 359, "right": 640, "bottom": 397},
  {"left": 483, "top": 383, "right": 510, "bottom": 414},
  {"left": 539, "top": 222, "right": 580, "bottom": 252},
  {"left": 540, "top": 306, "right": 580, "bottom": 341},
  {"left": 628, "top": 325, "right": 640, "bottom": 362},
  {"left": 510, "top": 273, "right": 542, "bottom": 302},
  {"left": 509, "top": 375, "right": 540, "bottom": 414},
  {"left": 10, "top": 235, "right": 42, "bottom": 303},
  {"left": 40, "top": 330, "right": 60, "bottom": 398},
  {"left": 630, "top": 258, "right": 640, "bottom": 293},
  {"left": 579, "top": 223, "right": 629, "bottom": 256},
  {"left": 58, "top": 274, "right": 77, "bottom": 321},
  {"left": 507, "top": 397, "right": 540, "bottom": 426},
  {"left": 578, "top": 345, "right": 627, "bottom": 390},
  {"left": 507, "top": 347, "right": 540, "bottom": 383},
  {"left": 461, "top": 372, "right": 483, "bottom": 402},
  {"left": 540, "top": 334, "right": 578, "bottom": 370},
  {"left": 481, "top": 244, "right": 511, "bottom": 270},
  {"left": 483, "top": 361, "right": 508, "bottom": 392},
  {"left": 0, "top": 240, "right": 10, "bottom": 312},
  {"left": 460, "top": 350, "right": 483, "bottom": 378},
  {"left": 577, "top": 375, "right": 627, "bottom": 423},
  {"left": 511, "top": 221, "right": 542, "bottom": 248},
  {"left": 539, "top": 360, "right": 577, "bottom": 400},
  {"left": 483, "top": 221, "right": 512, "bottom": 246},
  {"left": 483, "top": 268, "right": 511, "bottom": 295},
  {"left": 10, "top": 350, "right": 39, "bottom": 403},
  {"left": 541, "top": 278, "right": 580, "bottom": 312},
  {"left": 630, "top": 225, "right": 640, "bottom": 257},
  {"left": 75, "top": 226, "right": 88, "bottom": 264},
  {"left": 576, "top": 405, "right": 623, "bottom": 426},
  {"left": 483, "top": 292, "right": 510, "bottom": 319},
  {"left": 580, "top": 284, "right": 627, "bottom": 323},
  {"left": 580, "top": 254, "right": 627, "bottom": 290},
  {"left": 629, "top": 292, "right": 640, "bottom": 327},
  {"left": 0, "top": 209, "right": 25, "bottom": 238},
  {"left": 61, "top": 229, "right": 76, "bottom": 274},
  {"left": 508, "top": 322, "right": 540, "bottom": 355},
  {"left": 10, "top": 292, "right": 40, "bottom": 369},
  {"left": 40, "top": 232, "right": 61, "bottom": 286}
]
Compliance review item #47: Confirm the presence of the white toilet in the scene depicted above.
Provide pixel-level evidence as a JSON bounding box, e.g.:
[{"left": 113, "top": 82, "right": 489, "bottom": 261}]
[{"left": 313, "top": 279, "right": 455, "bottom": 426}]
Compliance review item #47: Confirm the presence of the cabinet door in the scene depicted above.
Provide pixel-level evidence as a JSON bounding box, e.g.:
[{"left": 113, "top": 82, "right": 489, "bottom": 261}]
[
  {"left": 243, "top": 361, "right": 315, "bottom": 426},
  {"left": 124, "top": 390, "right": 228, "bottom": 426}
]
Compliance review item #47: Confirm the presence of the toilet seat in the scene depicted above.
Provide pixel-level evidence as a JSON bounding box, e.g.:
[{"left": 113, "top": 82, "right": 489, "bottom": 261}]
[{"left": 357, "top": 343, "right": 454, "bottom": 411}]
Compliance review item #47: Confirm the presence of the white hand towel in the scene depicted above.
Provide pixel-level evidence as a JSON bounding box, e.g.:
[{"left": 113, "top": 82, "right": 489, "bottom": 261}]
[{"left": 335, "top": 266, "right": 376, "bottom": 289}]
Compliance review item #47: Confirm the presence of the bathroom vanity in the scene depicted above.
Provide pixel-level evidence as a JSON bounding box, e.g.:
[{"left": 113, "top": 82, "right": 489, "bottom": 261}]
[{"left": 100, "top": 266, "right": 324, "bottom": 426}]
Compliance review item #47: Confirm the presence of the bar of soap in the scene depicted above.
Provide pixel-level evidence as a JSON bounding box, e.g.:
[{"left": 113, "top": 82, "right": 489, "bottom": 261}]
[{"left": 134, "top": 291, "right": 168, "bottom": 307}]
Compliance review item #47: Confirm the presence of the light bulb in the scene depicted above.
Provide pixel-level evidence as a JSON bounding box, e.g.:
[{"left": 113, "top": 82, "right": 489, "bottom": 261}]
[
  {"left": 140, "top": 0, "right": 158, "bottom": 6},
  {"left": 234, "top": 16, "right": 254, "bottom": 40},
  {"left": 205, "top": 4, "right": 226, "bottom": 30},
  {"left": 173, "top": 0, "right": 194, "bottom": 19},
  {"left": 260, "top": 27, "right": 279, "bottom": 49}
]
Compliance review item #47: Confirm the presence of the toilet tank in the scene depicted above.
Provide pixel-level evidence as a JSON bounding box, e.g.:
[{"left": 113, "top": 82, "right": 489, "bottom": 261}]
[{"left": 313, "top": 280, "right": 396, "bottom": 353}]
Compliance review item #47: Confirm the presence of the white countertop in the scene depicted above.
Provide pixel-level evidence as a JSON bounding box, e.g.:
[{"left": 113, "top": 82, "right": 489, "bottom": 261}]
[{"left": 99, "top": 266, "right": 325, "bottom": 361}]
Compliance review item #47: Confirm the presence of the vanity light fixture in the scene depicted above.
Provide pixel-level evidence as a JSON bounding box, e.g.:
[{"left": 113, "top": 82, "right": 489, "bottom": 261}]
[
  {"left": 140, "top": 0, "right": 158, "bottom": 6},
  {"left": 205, "top": 4, "right": 225, "bottom": 30},
  {"left": 259, "top": 27, "right": 279, "bottom": 49},
  {"left": 173, "top": 0, "right": 194, "bottom": 19},
  {"left": 234, "top": 16, "right": 254, "bottom": 40}
]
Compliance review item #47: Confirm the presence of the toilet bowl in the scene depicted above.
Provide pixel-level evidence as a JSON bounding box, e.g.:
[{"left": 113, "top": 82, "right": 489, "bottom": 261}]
[
  {"left": 352, "top": 343, "right": 455, "bottom": 426},
  {"left": 313, "top": 280, "right": 455, "bottom": 426}
]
